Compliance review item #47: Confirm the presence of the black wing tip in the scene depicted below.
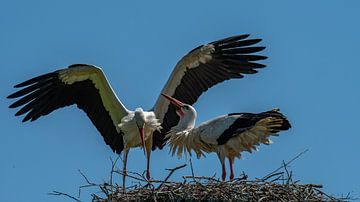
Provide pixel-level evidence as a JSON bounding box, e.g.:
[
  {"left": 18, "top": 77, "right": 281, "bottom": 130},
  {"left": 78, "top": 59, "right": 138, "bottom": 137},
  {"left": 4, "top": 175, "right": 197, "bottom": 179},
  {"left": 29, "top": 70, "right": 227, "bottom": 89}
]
[
  {"left": 8, "top": 102, "right": 18, "bottom": 109},
  {"left": 228, "top": 34, "right": 252, "bottom": 41},
  {"left": 274, "top": 118, "right": 292, "bottom": 131},
  {"left": 7, "top": 93, "right": 17, "bottom": 99},
  {"left": 245, "top": 55, "right": 268, "bottom": 61},
  {"left": 256, "top": 63, "right": 267, "bottom": 68},
  {"left": 283, "top": 119, "right": 292, "bottom": 129},
  {"left": 246, "top": 38, "right": 262, "bottom": 44},
  {"left": 14, "top": 83, "right": 23, "bottom": 88},
  {"left": 260, "top": 55, "right": 268, "bottom": 60},
  {"left": 235, "top": 33, "right": 250, "bottom": 38},
  {"left": 13, "top": 79, "right": 37, "bottom": 89},
  {"left": 253, "top": 46, "right": 266, "bottom": 52},
  {"left": 211, "top": 34, "right": 252, "bottom": 45},
  {"left": 11, "top": 72, "right": 59, "bottom": 89},
  {"left": 7, "top": 89, "right": 29, "bottom": 99},
  {"left": 219, "top": 48, "right": 267, "bottom": 58},
  {"left": 264, "top": 109, "right": 292, "bottom": 130},
  {"left": 213, "top": 36, "right": 263, "bottom": 46}
]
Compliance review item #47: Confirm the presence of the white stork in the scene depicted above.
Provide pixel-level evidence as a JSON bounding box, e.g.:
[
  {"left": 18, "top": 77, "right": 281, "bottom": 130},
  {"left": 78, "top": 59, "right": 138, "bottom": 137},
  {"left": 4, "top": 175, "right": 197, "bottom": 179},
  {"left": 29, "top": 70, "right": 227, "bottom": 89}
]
[
  {"left": 7, "top": 65, "right": 162, "bottom": 186},
  {"left": 161, "top": 94, "right": 291, "bottom": 181},
  {"left": 7, "top": 34, "right": 267, "bottom": 182}
]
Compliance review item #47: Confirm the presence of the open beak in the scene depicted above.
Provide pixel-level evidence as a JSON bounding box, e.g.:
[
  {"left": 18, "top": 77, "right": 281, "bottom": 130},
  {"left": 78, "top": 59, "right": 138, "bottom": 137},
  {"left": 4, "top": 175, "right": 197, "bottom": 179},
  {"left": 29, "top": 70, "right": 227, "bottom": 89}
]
[
  {"left": 161, "top": 93, "right": 185, "bottom": 117},
  {"left": 138, "top": 127, "right": 146, "bottom": 155},
  {"left": 161, "top": 93, "right": 184, "bottom": 108}
]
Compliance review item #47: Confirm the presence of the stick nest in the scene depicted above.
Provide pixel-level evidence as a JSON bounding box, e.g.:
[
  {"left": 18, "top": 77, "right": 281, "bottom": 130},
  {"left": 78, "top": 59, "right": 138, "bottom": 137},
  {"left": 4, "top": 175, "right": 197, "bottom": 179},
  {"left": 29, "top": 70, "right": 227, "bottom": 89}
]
[
  {"left": 50, "top": 151, "right": 350, "bottom": 202},
  {"left": 105, "top": 175, "right": 338, "bottom": 202}
]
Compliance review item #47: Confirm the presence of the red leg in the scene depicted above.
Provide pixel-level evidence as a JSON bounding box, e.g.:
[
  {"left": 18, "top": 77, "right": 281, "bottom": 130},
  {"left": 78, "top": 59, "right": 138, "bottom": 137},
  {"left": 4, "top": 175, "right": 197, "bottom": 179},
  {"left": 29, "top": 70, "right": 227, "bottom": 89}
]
[
  {"left": 122, "top": 149, "right": 129, "bottom": 192},
  {"left": 229, "top": 158, "right": 234, "bottom": 181},
  {"left": 221, "top": 161, "right": 226, "bottom": 181},
  {"left": 146, "top": 151, "right": 151, "bottom": 180}
]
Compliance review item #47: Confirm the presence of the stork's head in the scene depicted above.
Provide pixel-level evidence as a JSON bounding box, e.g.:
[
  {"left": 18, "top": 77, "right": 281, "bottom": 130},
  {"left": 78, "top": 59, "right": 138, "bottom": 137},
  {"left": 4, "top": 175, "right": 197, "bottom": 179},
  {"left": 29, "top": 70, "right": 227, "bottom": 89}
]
[
  {"left": 161, "top": 93, "right": 196, "bottom": 129},
  {"left": 134, "top": 108, "right": 146, "bottom": 152}
]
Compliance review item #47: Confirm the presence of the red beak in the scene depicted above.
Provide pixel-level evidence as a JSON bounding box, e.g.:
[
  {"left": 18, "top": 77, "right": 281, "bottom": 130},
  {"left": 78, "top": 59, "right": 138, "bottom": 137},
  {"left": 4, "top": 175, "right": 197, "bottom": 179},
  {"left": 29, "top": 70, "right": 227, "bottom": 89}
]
[
  {"left": 161, "top": 93, "right": 184, "bottom": 108},
  {"left": 138, "top": 127, "right": 146, "bottom": 155},
  {"left": 161, "top": 93, "right": 185, "bottom": 117}
]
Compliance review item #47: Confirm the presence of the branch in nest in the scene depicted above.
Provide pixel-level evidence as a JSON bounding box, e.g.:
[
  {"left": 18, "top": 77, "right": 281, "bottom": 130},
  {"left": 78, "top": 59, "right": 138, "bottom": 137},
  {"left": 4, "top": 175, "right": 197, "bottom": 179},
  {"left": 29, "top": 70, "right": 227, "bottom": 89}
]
[
  {"left": 261, "top": 149, "right": 309, "bottom": 181},
  {"left": 48, "top": 191, "right": 81, "bottom": 202}
]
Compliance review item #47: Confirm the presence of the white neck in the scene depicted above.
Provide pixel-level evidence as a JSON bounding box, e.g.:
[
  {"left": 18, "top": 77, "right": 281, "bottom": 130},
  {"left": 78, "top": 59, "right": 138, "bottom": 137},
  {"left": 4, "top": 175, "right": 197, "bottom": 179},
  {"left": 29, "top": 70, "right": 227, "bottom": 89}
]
[
  {"left": 166, "top": 106, "right": 209, "bottom": 159},
  {"left": 173, "top": 105, "right": 197, "bottom": 132}
]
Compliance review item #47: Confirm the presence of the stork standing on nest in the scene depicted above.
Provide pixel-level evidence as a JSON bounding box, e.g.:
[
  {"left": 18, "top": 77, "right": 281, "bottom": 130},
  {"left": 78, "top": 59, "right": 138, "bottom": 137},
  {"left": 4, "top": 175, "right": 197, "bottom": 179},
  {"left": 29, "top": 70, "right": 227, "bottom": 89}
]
[
  {"left": 161, "top": 94, "right": 291, "bottom": 181},
  {"left": 6, "top": 65, "right": 162, "bottom": 188},
  {"left": 7, "top": 34, "right": 267, "bottom": 184}
]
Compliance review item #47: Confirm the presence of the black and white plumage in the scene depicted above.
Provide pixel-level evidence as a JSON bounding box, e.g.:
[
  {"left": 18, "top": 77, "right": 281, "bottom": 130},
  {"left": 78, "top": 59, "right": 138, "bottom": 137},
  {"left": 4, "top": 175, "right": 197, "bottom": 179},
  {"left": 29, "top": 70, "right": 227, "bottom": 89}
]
[
  {"left": 152, "top": 34, "right": 267, "bottom": 150},
  {"left": 161, "top": 94, "right": 291, "bottom": 181},
  {"left": 7, "top": 34, "right": 267, "bottom": 182},
  {"left": 7, "top": 64, "right": 161, "bottom": 183}
]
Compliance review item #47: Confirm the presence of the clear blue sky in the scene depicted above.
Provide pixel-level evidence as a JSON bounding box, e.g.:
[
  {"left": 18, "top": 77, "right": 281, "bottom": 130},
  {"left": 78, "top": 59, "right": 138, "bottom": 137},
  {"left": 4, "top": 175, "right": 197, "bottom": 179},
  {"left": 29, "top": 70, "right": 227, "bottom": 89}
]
[{"left": 1, "top": 1, "right": 359, "bottom": 201}]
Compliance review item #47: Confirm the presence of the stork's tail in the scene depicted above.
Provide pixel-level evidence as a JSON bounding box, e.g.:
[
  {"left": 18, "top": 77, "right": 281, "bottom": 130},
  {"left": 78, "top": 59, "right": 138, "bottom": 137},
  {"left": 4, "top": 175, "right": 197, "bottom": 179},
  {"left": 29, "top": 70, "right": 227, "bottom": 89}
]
[
  {"left": 221, "top": 109, "right": 291, "bottom": 156},
  {"left": 228, "top": 108, "right": 291, "bottom": 133},
  {"left": 258, "top": 108, "right": 291, "bottom": 132}
]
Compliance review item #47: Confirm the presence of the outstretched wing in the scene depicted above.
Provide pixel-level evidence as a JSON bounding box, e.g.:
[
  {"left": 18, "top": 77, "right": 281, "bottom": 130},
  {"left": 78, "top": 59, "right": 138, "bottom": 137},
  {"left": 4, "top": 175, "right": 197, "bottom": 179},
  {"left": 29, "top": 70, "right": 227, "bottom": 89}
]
[
  {"left": 7, "top": 64, "right": 129, "bottom": 154},
  {"left": 152, "top": 34, "right": 267, "bottom": 149}
]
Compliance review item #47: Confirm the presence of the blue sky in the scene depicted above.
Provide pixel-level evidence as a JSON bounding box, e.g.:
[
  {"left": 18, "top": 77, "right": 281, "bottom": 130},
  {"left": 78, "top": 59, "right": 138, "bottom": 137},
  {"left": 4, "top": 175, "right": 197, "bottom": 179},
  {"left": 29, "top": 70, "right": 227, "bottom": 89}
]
[{"left": 1, "top": 1, "right": 359, "bottom": 201}]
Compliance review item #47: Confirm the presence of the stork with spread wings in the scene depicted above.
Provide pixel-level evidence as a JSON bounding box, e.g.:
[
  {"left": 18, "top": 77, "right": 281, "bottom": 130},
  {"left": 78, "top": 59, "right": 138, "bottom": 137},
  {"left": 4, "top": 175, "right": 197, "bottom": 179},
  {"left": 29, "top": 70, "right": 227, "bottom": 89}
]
[{"left": 7, "top": 34, "right": 267, "bottom": 182}]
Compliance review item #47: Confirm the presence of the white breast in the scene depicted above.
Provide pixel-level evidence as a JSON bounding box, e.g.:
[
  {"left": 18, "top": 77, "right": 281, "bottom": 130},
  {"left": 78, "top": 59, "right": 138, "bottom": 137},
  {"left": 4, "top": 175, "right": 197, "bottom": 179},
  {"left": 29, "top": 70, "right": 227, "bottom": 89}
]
[{"left": 119, "top": 111, "right": 161, "bottom": 148}]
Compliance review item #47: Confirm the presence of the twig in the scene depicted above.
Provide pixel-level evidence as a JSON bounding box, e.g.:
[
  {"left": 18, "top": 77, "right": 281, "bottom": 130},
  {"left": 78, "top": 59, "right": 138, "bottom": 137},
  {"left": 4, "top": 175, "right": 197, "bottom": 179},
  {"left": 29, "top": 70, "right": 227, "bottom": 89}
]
[
  {"left": 313, "top": 188, "right": 339, "bottom": 201},
  {"left": 260, "top": 171, "right": 284, "bottom": 182},
  {"left": 157, "top": 164, "right": 187, "bottom": 190},
  {"left": 115, "top": 170, "right": 148, "bottom": 183},
  {"left": 183, "top": 175, "right": 221, "bottom": 182},
  {"left": 164, "top": 164, "right": 187, "bottom": 182},
  {"left": 109, "top": 155, "right": 121, "bottom": 190},
  {"left": 49, "top": 191, "right": 82, "bottom": 202},
  {"left": 78, "top": 169, "right": 95, "bottom": 185},
  {"left": 282, "top": 160, "right": 293, "bottom": 185},
  {"left": 77, "top": 169, "right": 98, "bottom": 198},
  {"left": 262, "top": 149, "right": 308, "bottom": 181}
]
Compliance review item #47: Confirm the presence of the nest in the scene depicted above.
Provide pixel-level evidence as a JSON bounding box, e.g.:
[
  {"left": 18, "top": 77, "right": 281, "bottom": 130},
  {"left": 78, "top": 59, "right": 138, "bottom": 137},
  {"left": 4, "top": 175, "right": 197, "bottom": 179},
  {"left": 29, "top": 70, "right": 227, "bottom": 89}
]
[
  {"left": 50, "top": 151, "right": 349, "bottom": 202},
  {"left": 104, "top": 174, "right": 338, "bottom": 202}
]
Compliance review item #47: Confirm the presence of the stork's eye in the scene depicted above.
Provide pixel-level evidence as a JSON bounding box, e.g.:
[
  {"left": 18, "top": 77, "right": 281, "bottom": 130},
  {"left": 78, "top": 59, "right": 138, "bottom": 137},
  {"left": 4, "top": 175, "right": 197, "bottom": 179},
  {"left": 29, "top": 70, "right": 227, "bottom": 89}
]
[{"left": 183, "top": 105, "right": 189, "bottom": 110}]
